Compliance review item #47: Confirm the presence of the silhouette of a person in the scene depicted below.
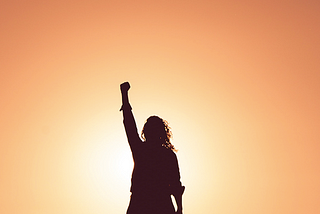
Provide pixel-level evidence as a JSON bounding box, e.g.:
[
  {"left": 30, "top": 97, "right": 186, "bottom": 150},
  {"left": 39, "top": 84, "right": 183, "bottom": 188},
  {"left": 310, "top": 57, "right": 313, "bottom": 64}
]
[{"left": 120, "top": 82, "right": 185, "bottom": 214}]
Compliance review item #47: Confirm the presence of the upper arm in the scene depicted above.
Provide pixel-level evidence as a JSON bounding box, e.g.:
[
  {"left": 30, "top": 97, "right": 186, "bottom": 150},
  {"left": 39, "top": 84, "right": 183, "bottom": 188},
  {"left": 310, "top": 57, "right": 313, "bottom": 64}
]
[
  {"left": 168, "top": 152, "right": 182, "bottom": 191},
  {"left": 122, "top": 108, "right": 142, "bottom": 152}
]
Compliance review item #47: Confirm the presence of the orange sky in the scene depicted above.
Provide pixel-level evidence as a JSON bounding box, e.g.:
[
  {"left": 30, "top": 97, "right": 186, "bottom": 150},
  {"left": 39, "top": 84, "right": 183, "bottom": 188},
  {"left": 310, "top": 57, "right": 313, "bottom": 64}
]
[{"left": 1, "top": 1, "right": 320, "bottom": 213}]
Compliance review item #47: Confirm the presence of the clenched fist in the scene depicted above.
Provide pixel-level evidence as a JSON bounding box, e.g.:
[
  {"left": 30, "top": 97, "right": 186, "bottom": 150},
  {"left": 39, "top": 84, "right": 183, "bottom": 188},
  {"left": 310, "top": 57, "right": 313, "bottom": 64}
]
[{"left": 120, "top": 82, "right": 130, "bottom": 93}]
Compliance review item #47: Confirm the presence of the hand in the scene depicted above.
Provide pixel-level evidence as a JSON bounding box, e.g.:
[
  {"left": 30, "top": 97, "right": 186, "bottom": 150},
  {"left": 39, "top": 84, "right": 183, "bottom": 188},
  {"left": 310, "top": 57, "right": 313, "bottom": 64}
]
[{"left": 120, "top": 82, "right": 130, "bottom": 93}]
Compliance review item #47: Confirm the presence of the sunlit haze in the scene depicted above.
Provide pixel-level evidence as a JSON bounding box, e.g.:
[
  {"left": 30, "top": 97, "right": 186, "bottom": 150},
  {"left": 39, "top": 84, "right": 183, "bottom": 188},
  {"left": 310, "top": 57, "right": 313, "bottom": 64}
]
[{"left": 1, "top": 1, "right": 320, "bottom": 214}]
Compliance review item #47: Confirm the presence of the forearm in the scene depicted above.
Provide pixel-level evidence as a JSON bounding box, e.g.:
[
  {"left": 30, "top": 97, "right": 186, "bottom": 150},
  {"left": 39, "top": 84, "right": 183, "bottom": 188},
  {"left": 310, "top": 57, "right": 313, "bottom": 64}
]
[
  {"left": 120, "top": 91, "right": 131, "bottom": 111},
  {"left": 173, "top": 186, "right": 185, "bottom": 212},
  {"left": 121, "top": 90, "right": 135, "bottom": 129},
  {"left": 174, "top": 194, "right": 183, "bottom": 212}
]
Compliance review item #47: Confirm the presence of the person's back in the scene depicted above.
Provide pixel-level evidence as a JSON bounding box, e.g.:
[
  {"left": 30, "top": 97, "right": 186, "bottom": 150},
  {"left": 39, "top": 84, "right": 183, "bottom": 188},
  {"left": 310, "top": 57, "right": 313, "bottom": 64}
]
[
  {"left": 131, "top": 143, "right": 179, "bottom": 193},
  {"left": 120, "top": 82, "right": 185, "bottom": 214}
]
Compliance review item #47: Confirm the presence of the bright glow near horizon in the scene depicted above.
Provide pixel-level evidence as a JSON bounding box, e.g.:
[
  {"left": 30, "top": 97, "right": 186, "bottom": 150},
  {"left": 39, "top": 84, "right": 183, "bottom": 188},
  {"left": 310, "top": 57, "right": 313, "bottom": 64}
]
[{"left": 1, "top": 1, "right": 320, "bottom": 214}]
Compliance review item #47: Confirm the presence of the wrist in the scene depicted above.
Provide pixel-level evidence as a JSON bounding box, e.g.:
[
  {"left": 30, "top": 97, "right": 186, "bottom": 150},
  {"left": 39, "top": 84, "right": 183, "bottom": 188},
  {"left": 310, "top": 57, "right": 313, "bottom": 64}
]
[{"left": 121, "top": 90, "right": 128, "bottom": 95}]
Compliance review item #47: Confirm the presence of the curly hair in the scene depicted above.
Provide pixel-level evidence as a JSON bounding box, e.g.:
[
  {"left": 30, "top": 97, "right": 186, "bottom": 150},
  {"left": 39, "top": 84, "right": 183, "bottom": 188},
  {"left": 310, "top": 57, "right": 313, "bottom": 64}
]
[{"left": 141, "top": 116, "right": 176, "bottom": 151}]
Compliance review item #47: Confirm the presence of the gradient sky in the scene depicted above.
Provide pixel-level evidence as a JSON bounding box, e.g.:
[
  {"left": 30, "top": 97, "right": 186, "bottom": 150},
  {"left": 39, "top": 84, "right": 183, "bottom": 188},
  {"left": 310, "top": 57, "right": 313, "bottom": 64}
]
[{"left": 1, "top": 1, "right": 320, "bottom": 214}]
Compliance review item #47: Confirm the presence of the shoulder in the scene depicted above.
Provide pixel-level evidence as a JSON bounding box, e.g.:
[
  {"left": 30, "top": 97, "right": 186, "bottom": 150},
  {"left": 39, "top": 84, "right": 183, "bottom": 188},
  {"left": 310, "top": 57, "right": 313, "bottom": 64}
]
[{"left": 161, "top": 146, "right": 177, "bottom": 159}]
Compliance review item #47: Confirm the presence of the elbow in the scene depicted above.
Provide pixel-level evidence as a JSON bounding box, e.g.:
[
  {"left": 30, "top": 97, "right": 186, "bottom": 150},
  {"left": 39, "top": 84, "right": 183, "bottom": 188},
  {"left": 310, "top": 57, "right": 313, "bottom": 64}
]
[{"left": 172, "top": 185, "right": 185, "bottom": 196}]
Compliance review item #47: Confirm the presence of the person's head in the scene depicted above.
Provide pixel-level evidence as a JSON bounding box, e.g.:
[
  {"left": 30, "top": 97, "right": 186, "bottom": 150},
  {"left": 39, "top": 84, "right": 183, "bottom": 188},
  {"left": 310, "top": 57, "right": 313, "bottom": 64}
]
[{"left": 141, "top": 116, "right": 175, "bottom": 150}]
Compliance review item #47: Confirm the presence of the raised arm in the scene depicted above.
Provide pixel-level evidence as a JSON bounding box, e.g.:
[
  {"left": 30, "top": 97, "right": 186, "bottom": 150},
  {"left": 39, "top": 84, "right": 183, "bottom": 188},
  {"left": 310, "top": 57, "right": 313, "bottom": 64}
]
[{"left": 120, "top": 82, "right": 141, "bottom": 151}]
